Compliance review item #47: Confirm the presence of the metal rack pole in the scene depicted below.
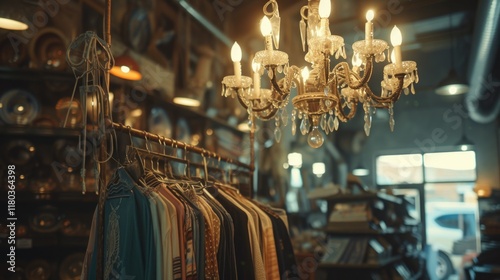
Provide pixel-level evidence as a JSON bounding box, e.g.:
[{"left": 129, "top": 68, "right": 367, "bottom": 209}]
[
  {"left": 110, "top": 121, "right": 252, "bottom": 170},
  {"left": 96, "top": 0, "right": 112, "bottom": 279}
]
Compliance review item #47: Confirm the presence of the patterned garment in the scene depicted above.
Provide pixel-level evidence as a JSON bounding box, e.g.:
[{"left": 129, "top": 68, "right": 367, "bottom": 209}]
[{"left": 86, "top": 167, "right": 156, "bottom": 280}]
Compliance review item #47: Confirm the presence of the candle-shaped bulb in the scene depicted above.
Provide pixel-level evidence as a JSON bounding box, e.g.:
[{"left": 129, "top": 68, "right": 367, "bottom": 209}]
[
  {"left": 318, "top": 0, "right": 331, "bottom": 18},
  {"left": 366, "top": 10, "right": 374, "bottom": 22},
  {"left": 301, "top": 67, "right": 310, "bottom": 81},
  {"left": 390, "top": 26, "right": 402, "bottom": 46},
  {"left": 231, "top": 42, "right": 242, "bottom": 62},
  {"left": 352, "top": 53, "right": 362, "bottom": 67},
  {"left": 390, "top": 49, "right": 395, "bottom": 63},
  {"left": 260, "top": 16, "right": 272, "bottom": 36},
  {"left": 252, "top": 60, "right": 260, "bottom": 73}
]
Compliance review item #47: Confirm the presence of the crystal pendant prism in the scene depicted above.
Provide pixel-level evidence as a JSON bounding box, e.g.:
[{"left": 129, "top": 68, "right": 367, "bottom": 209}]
[
  {"left": 291, "top": 121, "right": 296, "bottom": 135},
  {"left": 300, "top": 118, "right": 310, "bottom": 135},
  {"left": 320, "top": 114, "right": 327, "bottom": 131},
  {"left": 389, "top": 115, "right": 395, "bottom": 132},
  {"left": 334, "top": 116, "right": 339, "bottom": 131},
  {"left": 274, "top": 127, "right": 282, "bottom": 143},
  {"left": 300, "top": 19, "right": 306, "bottom": 52},
  {"left": 270, "top": 14, "right": 281, "bottom": 49},
  {"left": 364, "top": 122, "right": 371, "bottom": 136},
  {"left": 327, "top": 115, "right": 335, "bottom": 132}
]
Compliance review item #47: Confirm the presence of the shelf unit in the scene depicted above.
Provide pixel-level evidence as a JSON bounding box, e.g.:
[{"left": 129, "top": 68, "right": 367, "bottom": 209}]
[{"left": 314, "top": 191, "right": 423, "bottom": 280}]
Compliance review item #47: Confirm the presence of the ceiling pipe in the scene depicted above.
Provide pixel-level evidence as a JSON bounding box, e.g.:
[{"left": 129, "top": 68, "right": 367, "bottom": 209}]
[
  {"left": 175, "top": 0, "right": 232, "bottom": 47},
  {"left": 466, "top": 0, "right": 500, "bottom": 123}
]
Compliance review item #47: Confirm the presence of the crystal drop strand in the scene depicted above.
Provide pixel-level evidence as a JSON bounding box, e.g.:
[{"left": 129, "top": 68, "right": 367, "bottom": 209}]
[
  {"left": 320, "top": 114, "right": 327, "bottom": 131},
  {"left": 415, "top": 70, "right": 419, "bottom": 83},
  {"left": 274, "top": 127, "right": 282, "bottom": 143},
  {"left": 275, "top": 115, "right": 280, "bottom": 128},
  {"left": 221, "top": 85, "right": 226, "bottom": 96},
  {"left": 298, "top": 111, "right": 303, "bottom": 119},
  {"left": 411, "top": 83, "right": 416, "bottom": 94},
  {"left": 404, "top": 87, "right": 409, "bottom": 95},
  {"left": 342, "top": 46, "right": 346, "bottom": 59},
  {"left": 334, "top": 116, "right": 339, "bottom": 131},
  {"left": 281, "top": 108, "right": 289, "bottom": 127},
  {"left": 292, "top": 122, "right": 297, "bottom": 135}
]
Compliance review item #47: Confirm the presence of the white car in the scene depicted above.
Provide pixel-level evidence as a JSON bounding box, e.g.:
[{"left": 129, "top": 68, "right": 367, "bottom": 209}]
[{"left": 426, "top": 202, "right": 479, "bottom": 280}]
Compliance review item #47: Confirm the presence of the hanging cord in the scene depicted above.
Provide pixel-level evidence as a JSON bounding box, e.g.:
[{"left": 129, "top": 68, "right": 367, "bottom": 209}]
[{"left": 66, "top": 31, "right": 116, "bottom": 194}]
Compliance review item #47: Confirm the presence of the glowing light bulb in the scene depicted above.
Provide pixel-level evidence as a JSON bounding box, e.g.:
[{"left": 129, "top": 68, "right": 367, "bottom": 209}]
[
  {"left": 390, "top": 26, "right": 402, "bottom": 46},
  {"left": 301, "top": 67, "right": 310, "bottom": 81},
  {"left": 307, "top": 126, "right": 324, "bottom": 148},
  {"left": 231, "top": 42, "right": 242, "bottom": 62},
  {"left": 318, "top": 0, "right": 331, "bottom": 18},
  {"left": 120, "top": 65, "right": 130, "bottom": 73},
  {"left": 366, "top": 10, "right": 374, "bottom": 22},
  {"left": 260, "top": 16, "right": 272, "bottom": 36},
  {"left": 17, "top": 105, "right": 24, "bottom": 112},
  {"left": 391, "top": 49, "right": 395, "bottom": 63}
]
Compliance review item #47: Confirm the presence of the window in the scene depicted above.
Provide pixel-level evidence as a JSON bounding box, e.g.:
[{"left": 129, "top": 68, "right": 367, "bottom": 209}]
[
  {"left": 424, "top": 151, "right": 476, "bottom": 182},
  {"left": 435, "top": 214, "right": 459, "bottom": 229},
  {"left": 376, "top": 154, "right": 423, "bottom": 185}
]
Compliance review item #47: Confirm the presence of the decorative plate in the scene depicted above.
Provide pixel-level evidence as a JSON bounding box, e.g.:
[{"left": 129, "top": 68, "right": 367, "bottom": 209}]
[
  {"left": 28, "top": 27, "right": 68, "bottom": 70},
  {"left": 59, "top": 253, "right": 85, "bottom": 280},
  {"left": 148, "top": 107, "right": 172, "bottom": 138},
  {"left": 0, "top": 89, "right": 40, "bottom": 125},
  {"left": 29, "top": 206, "right": 62, "bottom": 233},
  {"left": 123, "top": 7, "right": 152, "bottom": 53},
  {"left": 176, "top": 117, "right": 191, "bottom": 144}
]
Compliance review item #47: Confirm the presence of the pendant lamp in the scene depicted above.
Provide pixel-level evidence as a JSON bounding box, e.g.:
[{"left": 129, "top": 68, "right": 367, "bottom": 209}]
[
  {"left": 435, "top": 13, "right": 469, "bottom": 95},
  {"left": 110, "top": 51, "right": 142, "bottom": 81},
  {"left": 0, "top": 2, "right": 29, "bottom": 31}
]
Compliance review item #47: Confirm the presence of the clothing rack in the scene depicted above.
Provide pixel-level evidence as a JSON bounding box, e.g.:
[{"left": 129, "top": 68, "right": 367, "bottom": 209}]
[
  {"left": 95, "top": 2, "right": 256, "bottom": 279},
  {"left": 111, "top": 121, "right": 252, "bottom": 171}
]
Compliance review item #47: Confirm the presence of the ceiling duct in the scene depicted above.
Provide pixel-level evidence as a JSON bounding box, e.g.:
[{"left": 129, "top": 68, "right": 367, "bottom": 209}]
[{"left": 466, "top": 0, "right": 500, "bottom": 123}]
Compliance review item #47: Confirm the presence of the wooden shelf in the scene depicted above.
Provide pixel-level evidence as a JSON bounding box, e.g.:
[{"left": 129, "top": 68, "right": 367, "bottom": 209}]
[
  {"left": 0, "top": 191, "right": 98, "bottom": 203},
  {"left": 0, "top": 67, "right": 75, "bottom": 82},
  {"left": 0, "top": 126, "right": 81, "bottom": 137},
  {"left": 323, "top": 225, "right": 415, "bottom": 235},
  {"left": 316, "top": 192, "right": 402, "bottom": 204},
  {"left": 319, "top": 255, "right": 401, "bottom": 269}
]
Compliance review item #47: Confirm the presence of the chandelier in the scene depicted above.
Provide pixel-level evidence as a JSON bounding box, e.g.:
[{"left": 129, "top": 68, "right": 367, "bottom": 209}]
[{"left": 221, "top": 0, "right": 418, "bottom": 148}]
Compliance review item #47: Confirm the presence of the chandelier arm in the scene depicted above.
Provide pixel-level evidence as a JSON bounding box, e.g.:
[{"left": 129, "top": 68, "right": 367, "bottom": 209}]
[
  {"left": 333, "top": 57, "right": 374, "bottom": 90},
  {"left": 364, "top": 74, "right": 404, "bottom": 103},
  {"left": 236, "top": 92, "right": 250, "bottom": 110},
  {"left": 269, "top": 67, "right": 288, "bottom": 97}
]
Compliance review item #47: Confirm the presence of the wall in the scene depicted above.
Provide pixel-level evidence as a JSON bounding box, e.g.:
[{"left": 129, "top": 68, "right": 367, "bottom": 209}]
[{"left": 357, "top": 106, "right": 500, "bottom": 190}]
